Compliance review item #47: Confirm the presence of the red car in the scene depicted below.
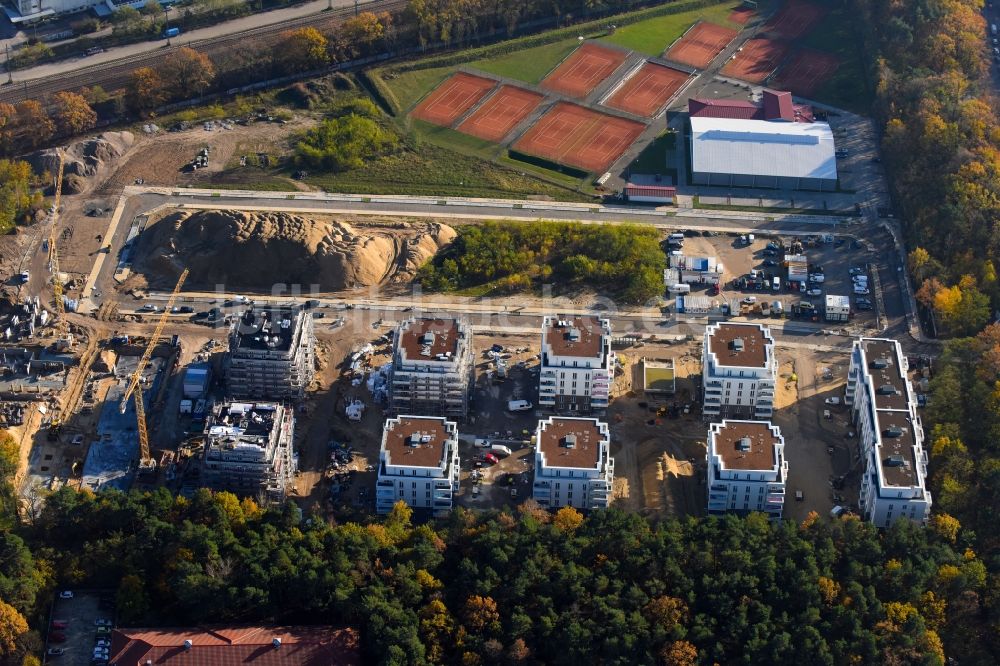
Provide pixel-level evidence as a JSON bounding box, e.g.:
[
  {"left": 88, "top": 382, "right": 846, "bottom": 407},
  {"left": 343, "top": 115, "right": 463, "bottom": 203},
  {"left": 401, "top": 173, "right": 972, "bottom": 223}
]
[
  {"left": 51, "top": 620, "right": 68, "bottom": 629},
  {"left": 49, "top": 632, "right": 66, "bottom": 643},
  {"left": 484, "top": 453, "right": 499, "bottom": 465}
]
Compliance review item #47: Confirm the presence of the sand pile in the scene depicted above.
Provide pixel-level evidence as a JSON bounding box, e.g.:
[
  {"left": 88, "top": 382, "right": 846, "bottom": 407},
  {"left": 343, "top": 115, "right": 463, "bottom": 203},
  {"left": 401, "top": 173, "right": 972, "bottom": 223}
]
[
  {"left": 28, "top": 132, "right": 135, "bottom": 194},
  {"left": 136, "top": 209, "right": 455, "bottom": 290}
]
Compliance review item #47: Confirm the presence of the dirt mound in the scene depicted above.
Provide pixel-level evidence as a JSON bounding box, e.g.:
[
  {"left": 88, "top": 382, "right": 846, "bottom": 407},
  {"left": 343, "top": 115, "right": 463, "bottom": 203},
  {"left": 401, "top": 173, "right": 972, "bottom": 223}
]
[
  {"left": 136, "top": 209, "right": 455, "bottom": 290},
  {"left": 27, "top": 132, "right": 134, "bottom": 194}
]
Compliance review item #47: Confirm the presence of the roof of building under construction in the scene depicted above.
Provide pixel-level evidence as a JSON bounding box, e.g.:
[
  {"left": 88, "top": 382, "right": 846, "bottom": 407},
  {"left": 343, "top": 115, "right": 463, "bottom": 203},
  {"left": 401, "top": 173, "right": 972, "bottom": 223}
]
[
  {"left": 544, "top": 316, "right": 606, "bottom": 359},
  {"left": 711, "top": 420, "right": 780, "bottom": 471},
  {"left": 232, "top": 308, "right": 299, "bottom": 353},
  {"left": 397, "top": 318, "right": 463, "bottom": 364},
  {"left": 206, "top": 402, "right": 281, "bottom": 447},
  {"left": 537, "top": 417, "right": 607, "bottom": 470},
  {"left": 707, "top": 323, "right": 772, "bottom": 369},
  {"left": 382, "top": 416, "right": 453, "bottom": 468}
]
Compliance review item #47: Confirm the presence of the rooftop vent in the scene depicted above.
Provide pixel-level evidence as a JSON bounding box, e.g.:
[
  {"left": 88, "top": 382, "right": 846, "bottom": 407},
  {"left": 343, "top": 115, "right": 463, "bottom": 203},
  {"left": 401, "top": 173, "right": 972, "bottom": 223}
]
[
  {"left": 876, "top": 384, "right": 898, "bottom": 395},
  {"left": 421, "top": 332, "right": 435, "bottom": 345},
  {"left": 567, "top": 328, "right": 581, "bottom": 342},
  {"left": 884, "top": 454, "right": 906, "bottom": 467},
  {"left": 563, "top": 434, "right": 578, "bottom": 449},
  {"left": 883, "top": 426, "right": 904, "bottom": 438},
  {"left": 183, "top": 640, "right": 193, "bottom": 651},
  {"left": 273, "top": 637, "right": 282, "bottom": 648},
  {"left": 731, "top": 338, "right": 745, "bottom": 352},
  {"left": 737, "top": 436, "right": 752, "bottom": 452},
  {"left": 871, "top": 358, "right": 889, "bottom": 369}
]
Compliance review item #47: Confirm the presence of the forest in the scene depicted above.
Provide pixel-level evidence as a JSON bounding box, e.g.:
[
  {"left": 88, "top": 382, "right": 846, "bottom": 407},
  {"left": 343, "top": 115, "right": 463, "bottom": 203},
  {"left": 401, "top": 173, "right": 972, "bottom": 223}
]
[
  {"left": 860, "top": 0, "right": 1000, "bottom": 335},
  {"left": 0, "top": 485, "right": 995, "bottom": 666},
  {"left": 417, "top": 221, "right": 667, "bottom": 303}
]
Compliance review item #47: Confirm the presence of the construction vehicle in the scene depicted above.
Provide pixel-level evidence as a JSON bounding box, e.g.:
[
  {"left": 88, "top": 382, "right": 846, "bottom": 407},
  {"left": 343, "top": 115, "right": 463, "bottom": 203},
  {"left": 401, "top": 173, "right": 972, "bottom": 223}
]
[
  {"left": 119, "top": 269, "right": 188, "bottom": 473},
  {"left": 48, "top": 152, "right": 66, "bottom": 320}
]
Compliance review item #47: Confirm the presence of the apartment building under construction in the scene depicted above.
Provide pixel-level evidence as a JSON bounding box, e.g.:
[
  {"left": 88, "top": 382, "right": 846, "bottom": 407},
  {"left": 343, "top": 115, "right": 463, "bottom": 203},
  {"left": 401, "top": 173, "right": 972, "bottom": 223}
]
[
  {"left": 388, "top": 318, "right": 474, "bottom": 418},
  {"left": 226, "top": 307, "right": 315, "bottom": 401}
]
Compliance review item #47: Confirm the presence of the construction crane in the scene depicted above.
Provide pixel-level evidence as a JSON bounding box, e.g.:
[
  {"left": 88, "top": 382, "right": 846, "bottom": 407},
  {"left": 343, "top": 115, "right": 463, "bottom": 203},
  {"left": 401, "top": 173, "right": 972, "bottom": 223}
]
[
  {"left": 120, "top": 268, "right": 188, "bottom": 470},
  {"left": 48, "top": 151, "right": 66, "bottom": 318}
]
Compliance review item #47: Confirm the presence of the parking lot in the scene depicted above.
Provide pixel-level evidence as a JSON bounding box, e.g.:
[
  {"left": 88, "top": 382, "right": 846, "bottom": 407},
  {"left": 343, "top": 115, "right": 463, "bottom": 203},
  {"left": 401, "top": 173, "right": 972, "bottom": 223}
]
[
  {"left": 45, "top": 590, "right": 115, "bottom": 666},
  {"left": 667, "top": 231, "right": 882, "bottom": 333}
]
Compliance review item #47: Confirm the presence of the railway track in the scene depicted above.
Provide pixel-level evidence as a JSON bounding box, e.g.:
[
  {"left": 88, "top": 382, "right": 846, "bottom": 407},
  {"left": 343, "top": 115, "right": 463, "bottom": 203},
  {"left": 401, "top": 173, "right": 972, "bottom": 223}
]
[{"left": 0, "top": 0, "right": 408, "bottom": 104}]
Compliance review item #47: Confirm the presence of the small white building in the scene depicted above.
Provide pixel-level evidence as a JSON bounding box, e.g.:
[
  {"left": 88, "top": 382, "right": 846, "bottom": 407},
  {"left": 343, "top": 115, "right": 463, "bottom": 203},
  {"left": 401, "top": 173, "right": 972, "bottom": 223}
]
[
  {"left": 825, "top": 295, "right": 850, "bottom": 322},
  {"left": 785, "top": 254, "right": 808, "bottom": 284},
  {"left": 375, "top": 415, "right": 461, "bottom": 515},
  {"left": 538, "top": 316, "right": 614, "bottom": 414},
  {"left": 845, "top": 338, "right": 931, "bottom": 528},
  {"left": 664, "top": 254, "right": 724, "bottom": 286},
  {"left": 531, "top": 417, "right": 614, "bottom": 510},
  {"left": 706, "top": 420, "right": 787, "bottom": 518},
  {"left": 702, "top": 322, "right": 777, "bottom": 420},
  {"left": 677, "top": 295, "right": 713, "bottom": 315}
]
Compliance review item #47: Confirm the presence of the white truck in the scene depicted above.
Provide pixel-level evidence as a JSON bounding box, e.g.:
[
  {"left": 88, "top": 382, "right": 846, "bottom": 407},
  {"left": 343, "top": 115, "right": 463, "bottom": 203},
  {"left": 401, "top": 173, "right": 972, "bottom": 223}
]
[
  {"left": 507, "top": 399, "right": 533, "bottom": 412},
  {"left": 490, "top": 444, "right": 513, "bottom": 458}
]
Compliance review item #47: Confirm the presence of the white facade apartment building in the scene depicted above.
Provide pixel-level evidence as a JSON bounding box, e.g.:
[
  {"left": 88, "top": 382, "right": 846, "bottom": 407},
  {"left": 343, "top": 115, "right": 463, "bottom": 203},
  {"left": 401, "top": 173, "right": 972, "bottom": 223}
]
[
  {"left": 702, "top": 323, "right": 777, "bottom": 420},
  {"left": 389, "top": 318, "right": 474, "bottom": 418},
  {"left": 538, "top": 316, "right": 614, "bottom": 414},
  {"left": 201, "top": 402, "right": 295, "bottom": 502},
  {"left": 227, "top": 307, "right": 315, "bottom": 401},
  {"left": 845, "top": 338, "right": 931, "bottom": 528},
  {"left": 375, "top": 416, "right": 461, "bottom": 515},
  {"left": 706, "top": 420, "right": 788, "bottom": 518},
  {"left": 531, "top": 417, "right": 614, "bottom": 510}
]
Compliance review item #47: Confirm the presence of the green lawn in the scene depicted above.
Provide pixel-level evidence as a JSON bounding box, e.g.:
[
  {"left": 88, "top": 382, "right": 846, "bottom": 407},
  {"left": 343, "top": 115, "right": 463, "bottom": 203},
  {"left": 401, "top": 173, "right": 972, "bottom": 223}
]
[
  {"left": 304, "top": 141, "right": 592, "bottom": 201},
  {"left": 410, "top": 119, "right": 501, "bottom": 160},
  {"left": 470, "top": 39, "right": 581, "bottom": 83},
  {"left": 599, "top": 2, "right": 744, "bottom": 56},
  {"left": 630, "top": 131, "right": 678, "bottom": 174}
]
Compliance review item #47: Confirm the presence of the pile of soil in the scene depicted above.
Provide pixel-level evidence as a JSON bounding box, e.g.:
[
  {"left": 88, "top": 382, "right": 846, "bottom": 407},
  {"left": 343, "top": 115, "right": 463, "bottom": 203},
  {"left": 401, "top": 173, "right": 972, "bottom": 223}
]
[
  {"left": 135, "top": 209, "right": 456, "bottom": 290},
  {"left": 28, "top": 132, "right": 135, "bottom": 194}
]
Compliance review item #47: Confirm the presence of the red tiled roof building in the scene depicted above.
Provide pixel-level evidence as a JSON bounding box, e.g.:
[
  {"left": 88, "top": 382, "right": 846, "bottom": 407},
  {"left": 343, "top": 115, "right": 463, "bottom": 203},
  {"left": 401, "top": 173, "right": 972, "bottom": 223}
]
[{"left": 108, "top": 625, "right": 360, "bottom": 666}]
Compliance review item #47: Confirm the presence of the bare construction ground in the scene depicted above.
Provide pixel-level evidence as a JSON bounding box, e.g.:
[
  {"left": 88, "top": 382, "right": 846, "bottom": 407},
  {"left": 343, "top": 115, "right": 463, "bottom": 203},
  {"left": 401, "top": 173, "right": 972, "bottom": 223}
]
[{"left": 129, "top": 208, "right": 456, "bottom": 292}]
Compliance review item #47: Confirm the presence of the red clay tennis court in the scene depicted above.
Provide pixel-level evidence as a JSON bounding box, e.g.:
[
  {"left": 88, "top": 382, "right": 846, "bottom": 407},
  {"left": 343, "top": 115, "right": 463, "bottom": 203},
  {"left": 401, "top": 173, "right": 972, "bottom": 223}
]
[
  {"left": 774, "top": 48, "right": 840, "bottom": 97},
  {"left": 457, "top": 86, "right": 544, "bottom": 142},
  {"left": 604, "top": 62, "right": 689, "bottom": 117},
  {"left": 411, "top": 72, "right": 497, "bottom": 126},
  {"left": 720, "top": 38, "right": 790, "bottom": 84},
  {"left": 666, "top": 21, "right": 739, "bottom": 69},
  {"left": 540, "top": 43, "right": 629, "bottom": 98},
  {"left": 764, "top": 0, "right": 827, "bottom": 40},
  {"left": 513, "top": 102, "right": 646, "bottom": 172}
]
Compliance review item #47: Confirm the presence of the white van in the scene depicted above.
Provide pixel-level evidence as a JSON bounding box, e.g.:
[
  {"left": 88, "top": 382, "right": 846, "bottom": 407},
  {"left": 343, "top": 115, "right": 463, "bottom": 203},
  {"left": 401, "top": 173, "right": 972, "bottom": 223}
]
[
  {"left": 507, "top": 399, "right": 533, "bottom": 412},
  {"left": 474, "top": 438, "right": 491, "bottom": 448},
  {"left": 668, "top": 233, "right": 685, "bottom": 242},
  {"left": 772, "top": 276, "right": 780, "bottom": 291},
  {"left": 668, "top": 283, "right": 691, "bottom": 294},
  {"left": 491, "top": 444, "right": 512, "bottom": 457}
]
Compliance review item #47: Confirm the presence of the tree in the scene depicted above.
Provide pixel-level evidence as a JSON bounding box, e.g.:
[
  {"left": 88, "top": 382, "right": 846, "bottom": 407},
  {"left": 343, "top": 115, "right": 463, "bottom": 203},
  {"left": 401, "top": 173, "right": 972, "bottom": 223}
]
[
  {"left": 52, "top": 92, "right": 97, "bottom": 136},
  {"left": 660, "top": 640, "right": 698, "bottom": 666},
  {"left": 12, "top": 100, "right": 53, "bottom": 150},
  {"left": 553, "top": 505, "right": 584, "bottom": 532},
  {"left": 126, "top": 67, "right": 166, "bottom": 113},
  {"left": 293, "top": 114, "right": 399, "bottom": 171},
  {"left": 930, "top": 513, "right": 961, "bottom": 543},
  {"left": 462, "top": 595, "right": 499, "bottom": 632},
  {"left": 116, "top": 574, "right": 150, "bottom": 622},
  {"left": 0, "top": 160, "right": 41, "bottom": 234},
  {"left": 275, "top": 27, "right": 329, "bottom": 75},
  {"left": 111, "top": 6, "right": 143, "bottom": 35},
  {"left": 339, "top": 12, "right": 386, "bottom": 56},
  {"left": 0, "top": 600, "right": 27, "bottom": 656},
  {"left": 158, "top": 47, "right": 216, "bottom": 99}
]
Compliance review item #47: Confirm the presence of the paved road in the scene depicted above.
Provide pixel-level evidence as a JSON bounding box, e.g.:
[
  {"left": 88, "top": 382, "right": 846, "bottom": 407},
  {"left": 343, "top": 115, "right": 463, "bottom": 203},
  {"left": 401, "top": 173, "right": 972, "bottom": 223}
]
[
  {"left": 68, "top": 187, "right": 928, "bottom": 354},
  {"left": 1, "top": 0, "right": 359, "bottom": 84}
]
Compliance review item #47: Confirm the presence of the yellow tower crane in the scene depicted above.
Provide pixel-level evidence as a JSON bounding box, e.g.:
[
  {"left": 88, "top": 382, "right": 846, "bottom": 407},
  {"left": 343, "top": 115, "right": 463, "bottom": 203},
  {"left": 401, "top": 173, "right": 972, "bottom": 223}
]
[
  {"left": 120, "top": 269, "right": 189, "bottom": 469},
  {"left": 48, "top": 152, "right": 66, "bottom": 318}
]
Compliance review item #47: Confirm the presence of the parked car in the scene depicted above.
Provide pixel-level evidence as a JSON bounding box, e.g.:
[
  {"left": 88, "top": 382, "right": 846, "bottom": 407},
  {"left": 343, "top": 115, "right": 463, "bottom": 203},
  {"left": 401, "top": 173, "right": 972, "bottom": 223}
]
[
  {"left": 96, "top": 627, "right": 111, "bottom": 636},
  {"left": 853, "top": 287, "right": 870, "bottom": 295},
  {"left": 58, "top": 590, "right": 73, "bottom": 599},
  {"left": 484, "top": 453, "right": 499, "bottom": 465},
  {"left": 741, "top": 296, "right": 757, "bottom": 305},
  {"left": 763, "top": 259, "right": 777, "bottom": 267},
  {"left": 95, "top": 639, "right": 110, "bottom": 648},
  {"left": 47, "top": 648, "right": 66, "bottom": 656},
  {"left": 825, "top": 397, "right": 841, "bottom": 405},
  {"left": 94, "top": 619, "right": 112, "bottom": 627},
  {"left": 849, "top": 267, "right": 865, "bottom": 275},
  {"left": 807, "top": 288, "right": 823, "bottom": 296},
  {"left": 51, "top": 620, "right": 68, "bottom": 629},
  {"left": 139, "top": 304, "right": 159, "bottom": 312},
  {"left": 18, "top": 270, "right": 30, "bottom": 283},
  {"left": 49, "top": 633, "right": 67, "bottom": 643}
]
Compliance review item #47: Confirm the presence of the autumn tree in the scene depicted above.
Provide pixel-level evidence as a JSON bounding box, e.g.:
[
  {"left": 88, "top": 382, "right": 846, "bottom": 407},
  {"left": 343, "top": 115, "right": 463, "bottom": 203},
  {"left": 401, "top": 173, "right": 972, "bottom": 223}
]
[
  {"left": 462, "top": 595, "right": 499, "bottom": 632},
  {"left": 553, "top": 505, "right": 584, "bottom": 532},
  {"left": 660, "top": 640, "right": 698, "bottom": 666},
  {"left": 339, "top": 11, "right": 387, "bottom": 57},
  {"left": 52, "top": 92, "right": 97, "bottom": 136},
  {"left": 126, "top": 67, "right": 166, "bottom": 114},
  {"left": 158, "top": 47, "right": 216, "bottom": 99},
  {"left": 0, "top": 600, "right": 27, "bottom": 656},
  {"left": 12, "top": 100, "right": 53, "bottom": 151},
  {"left": 275, "top": 27, "right": 329, "bottom": 75}
]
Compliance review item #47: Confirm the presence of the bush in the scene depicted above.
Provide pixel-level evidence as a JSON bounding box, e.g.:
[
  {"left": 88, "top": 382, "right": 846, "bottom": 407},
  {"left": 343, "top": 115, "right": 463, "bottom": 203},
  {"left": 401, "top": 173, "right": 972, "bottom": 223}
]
[{"left": 293, "top": 115, "right": 400, "bottom": 171}]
